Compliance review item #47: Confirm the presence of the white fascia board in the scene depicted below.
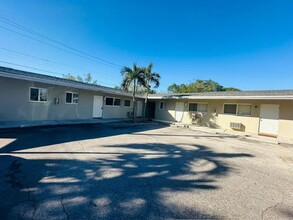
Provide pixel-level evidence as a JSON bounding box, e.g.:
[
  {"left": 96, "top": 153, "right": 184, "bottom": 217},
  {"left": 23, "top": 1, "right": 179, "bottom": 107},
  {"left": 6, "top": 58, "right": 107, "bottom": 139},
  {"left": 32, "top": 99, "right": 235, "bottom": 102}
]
[
  {"left": 148, "top": 96, "right": 179, "bottom": 99},
  {"left": 184, "top": 96, "right": 293, "bottom": 100},
  {"left": 147, "top": 95, "right": 293, "bottom": 100},
  {"left": 0, "top": 71, "right": 144, "bottom": 98}
]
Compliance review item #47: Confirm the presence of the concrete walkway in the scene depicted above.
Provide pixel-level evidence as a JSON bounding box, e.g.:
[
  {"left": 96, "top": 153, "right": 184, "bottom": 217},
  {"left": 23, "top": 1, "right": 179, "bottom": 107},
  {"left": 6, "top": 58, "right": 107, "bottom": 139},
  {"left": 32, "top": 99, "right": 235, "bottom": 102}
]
[
  {"left": 1, "top": 118, "right": 292, "bottom": 146},
  {"left": 0, "top": 118, "right": 132, "bottom": 130},
  {"left": 153, "top": 119, "right": 293, "bottom": 145}
]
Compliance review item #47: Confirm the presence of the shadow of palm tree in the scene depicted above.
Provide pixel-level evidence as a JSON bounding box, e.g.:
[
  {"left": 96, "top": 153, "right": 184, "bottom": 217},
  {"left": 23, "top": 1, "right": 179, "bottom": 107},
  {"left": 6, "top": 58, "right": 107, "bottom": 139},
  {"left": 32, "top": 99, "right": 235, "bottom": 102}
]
[{"left": 1, "top": 140, "right": 253, "bottom": 219}]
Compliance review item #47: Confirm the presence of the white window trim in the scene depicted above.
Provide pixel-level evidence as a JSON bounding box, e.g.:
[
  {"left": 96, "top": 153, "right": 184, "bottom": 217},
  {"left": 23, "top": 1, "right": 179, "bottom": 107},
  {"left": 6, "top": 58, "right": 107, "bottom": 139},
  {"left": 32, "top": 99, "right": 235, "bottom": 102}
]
[
  {"left": 223, "top": 103, "right": 237, "bottom": 115},
  {"left": 159, "top": 101, "right": 165, "bottom": 110},
  {"left": 188, "top": 102, "right": 208, "bottom": 113},
  {"left": 65, "top": 91, "right": 79, "bottom": 104},
  {"left": 124, "top": 99, "right": 131, "bottom": 107},
  {"left": 105, "top": 97, "right": 121, "bottom": 107},
  {"left": 29, "top": 87, "right": 48, "bottom": 103},
  {"left": 198, "top": 103, "right": 209, "bottom": 113},
  {"left": 223, "top": 103, "right": 252, "bottom": 116},
  {"left": 237, "top": 104, "right": 253, "bottom": 116},
  {"left": 188, "top": 102, "right": 198, "bottom": 112}
]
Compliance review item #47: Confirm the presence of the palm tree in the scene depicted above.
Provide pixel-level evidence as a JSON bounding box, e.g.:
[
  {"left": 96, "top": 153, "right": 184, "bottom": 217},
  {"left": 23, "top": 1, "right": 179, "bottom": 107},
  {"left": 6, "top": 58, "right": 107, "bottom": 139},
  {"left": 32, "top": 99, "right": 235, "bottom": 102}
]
[
  {"left": 121, "top": 63, "right": 147, "bottom": 123},
  {"left": 142, "top": 63, "right": 160, "bottom": 121}
]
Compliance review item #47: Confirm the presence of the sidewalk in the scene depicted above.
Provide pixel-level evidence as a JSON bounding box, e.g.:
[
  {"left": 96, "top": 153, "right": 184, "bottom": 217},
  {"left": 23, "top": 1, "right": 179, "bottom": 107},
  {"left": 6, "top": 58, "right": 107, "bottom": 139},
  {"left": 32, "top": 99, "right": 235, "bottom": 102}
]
[
  {"left": 0, "top": 118, "right": 132, "bottom": 130},
  {"left": 154, "top": 119, "right": 293, "bottom": 146}
]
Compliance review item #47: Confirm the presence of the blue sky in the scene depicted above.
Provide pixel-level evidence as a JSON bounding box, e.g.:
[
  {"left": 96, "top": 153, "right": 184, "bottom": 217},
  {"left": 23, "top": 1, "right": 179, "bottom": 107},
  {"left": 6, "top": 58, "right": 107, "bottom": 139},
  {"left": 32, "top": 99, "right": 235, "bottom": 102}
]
[{"left": 0, "top": 0, "right": 293, "bottom": 92}]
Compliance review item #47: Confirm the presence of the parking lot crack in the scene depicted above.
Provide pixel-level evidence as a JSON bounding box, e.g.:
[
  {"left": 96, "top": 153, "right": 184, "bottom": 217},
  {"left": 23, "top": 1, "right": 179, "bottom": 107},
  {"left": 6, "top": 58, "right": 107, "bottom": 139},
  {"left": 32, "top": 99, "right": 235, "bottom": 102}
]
[
  {"left": 61, "top": 196, "right": 70, "bottom": 220},
  {"left": 78, "top": 141, "right": 85, "bottom": 152},
  {"left": 261, "top": 197, "right": 284, "bottom": 219}
]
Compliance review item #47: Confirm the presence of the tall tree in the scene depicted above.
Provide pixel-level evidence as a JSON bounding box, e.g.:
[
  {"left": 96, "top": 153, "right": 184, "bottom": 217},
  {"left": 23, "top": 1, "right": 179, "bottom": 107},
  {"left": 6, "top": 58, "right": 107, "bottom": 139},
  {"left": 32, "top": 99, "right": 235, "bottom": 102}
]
[
  {"left": 141, "top": 63, "right": 160, "bottom": 121},
  {"left": 121, "top": 64, "right": 147, "bottom": 122},
  {"left": 62, "top": 73, "right": 98, "bottom": 85},
  {"left": 222, "top": 87, "right": 240, "bottom": 91},
  {"left": 168, "top": 79, "right": 240, "bottom": 93}
]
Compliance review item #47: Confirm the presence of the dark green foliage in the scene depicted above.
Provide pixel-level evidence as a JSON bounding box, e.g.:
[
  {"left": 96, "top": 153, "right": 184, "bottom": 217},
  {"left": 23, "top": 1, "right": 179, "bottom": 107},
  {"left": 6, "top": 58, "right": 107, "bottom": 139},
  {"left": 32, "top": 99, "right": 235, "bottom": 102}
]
[
  {"left": 62, "top": 73, "right": 98, "bottom": 85},
  {"left": 141, "top": 63, "right": 161, "bottom": 120},
  {"left": 167, "top": 80, "right": 240, "bottom": 93},
  {"left": 121, "top": 63, "right": 147, "bottom": 122}
]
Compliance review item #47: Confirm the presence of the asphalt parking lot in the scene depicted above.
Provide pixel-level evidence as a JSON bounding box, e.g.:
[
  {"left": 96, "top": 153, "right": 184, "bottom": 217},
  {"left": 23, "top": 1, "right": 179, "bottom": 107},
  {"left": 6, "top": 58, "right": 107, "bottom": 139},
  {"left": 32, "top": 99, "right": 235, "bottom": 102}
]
[{"left": 0, "top": 122, "right": 292, "bottom": 219}]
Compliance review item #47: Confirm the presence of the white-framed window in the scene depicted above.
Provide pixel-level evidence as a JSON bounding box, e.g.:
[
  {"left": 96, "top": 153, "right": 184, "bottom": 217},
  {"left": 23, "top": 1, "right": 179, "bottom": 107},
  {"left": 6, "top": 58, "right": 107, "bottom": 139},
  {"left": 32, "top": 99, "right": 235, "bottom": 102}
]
[
  {"left": 159, "top": 101, "right": 165, "bottom": 110},
  {"left": 65, "top": 92, "right": 79, "bottom": 104},
  {"left": 29, "top": 87, "right": 48, "bottom": 102},
  {"left": 188, "top": 103, "right": 208, "bottom": 112},
  {"left": 114, "top": 98, "right": 120, "bottom": 106},
  {"left": 223, "top": 104, "right": 237, "bottom": 114},
  {"left": 124, "top": 99, "right": 131, "bottom": 107},
  {"left": 198, "top": 103, "right": 208, "bottom": 112},
  {"left": 105, "top": 97, "right": 114, "bottom": 106},
  {"left": 237, "top": 104, "right": 252, "bottom": 116},
  {"left": 105, "top": 97, "right": 121, "bottom": 106},
  {"left": 189, "top": 103, "right": 198, "bottom": 111},
  {"left": 223, "top": 104, "right": 252, "bottom": 116}
]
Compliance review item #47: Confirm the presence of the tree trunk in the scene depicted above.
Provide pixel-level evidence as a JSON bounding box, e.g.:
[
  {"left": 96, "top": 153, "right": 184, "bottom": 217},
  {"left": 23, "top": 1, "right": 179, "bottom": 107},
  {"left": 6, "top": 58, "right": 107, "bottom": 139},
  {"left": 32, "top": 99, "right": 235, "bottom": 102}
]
[
  {"left": 132, "top": 80, "right": 136, "bottom": 123},
  {"left": 143, "top": 91, "right": 149, "bottom": 122}
]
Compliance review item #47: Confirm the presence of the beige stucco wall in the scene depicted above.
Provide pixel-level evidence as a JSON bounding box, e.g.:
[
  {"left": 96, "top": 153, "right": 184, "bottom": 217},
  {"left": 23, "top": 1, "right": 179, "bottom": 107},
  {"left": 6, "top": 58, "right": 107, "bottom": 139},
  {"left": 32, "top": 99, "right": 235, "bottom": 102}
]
[
  {"left": 154, "top": 100, "right": 176, "bottom": 122},
  {"left": 0, "top": 76, "right": 143, "bottom": 121},
  {"left": 154, "top": 99, "right": 293, "bottom": 140},
  {"left": 278, "top": 100, "right": 293, "bottom": 139},
  {"left": 102, "top": 95, "right": 138, "bottom": 119}
]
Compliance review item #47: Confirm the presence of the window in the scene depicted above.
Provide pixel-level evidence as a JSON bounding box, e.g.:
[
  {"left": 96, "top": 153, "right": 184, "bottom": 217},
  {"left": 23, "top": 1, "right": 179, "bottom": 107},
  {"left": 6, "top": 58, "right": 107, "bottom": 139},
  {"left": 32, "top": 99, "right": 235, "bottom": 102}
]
[
  {"left": 105, "top": 97, "right": 121, "bottom": 106},
  {"left": 66, "top": 92, "right": 78, "bottom": 104},
  {"left": 189, "top": 103, "right": 198, "bottom": 111},
  {"left": 224, "top": 104, "right": 237, "bottom": 114},
  {"left": 188, "top": 103, "right": 208, "bottom": 112},
  {"left": 124, "top": 99, "right": 131, "bottom": 107},
  {"left": 237, "top": 105, "right": 252, "bottom": 116},
  {"left": 114, "top": 98, "right": 121, "bottom": 106},
  {"left": 105, "top": 97, "right": 113, "bottom": 106},
  {"left": 198, "top": 104, "right": 208, "bottom": 113},
  {"left": 30, "top": 87, "right": 48, "bottom": 102},
  {"left": 223, "top": 104, "right": 252, "bottom": 116},
  {"left": 159, "top": 102, "right": 165, "bottom": 109}
]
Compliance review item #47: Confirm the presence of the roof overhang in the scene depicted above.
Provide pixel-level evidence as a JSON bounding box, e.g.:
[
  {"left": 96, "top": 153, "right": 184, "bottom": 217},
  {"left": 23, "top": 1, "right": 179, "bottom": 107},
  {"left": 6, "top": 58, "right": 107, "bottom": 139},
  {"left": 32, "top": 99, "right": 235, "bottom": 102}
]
[
  {"left": 148, "top": 95, "right": 293, "bottom": 100},
  {"left": 0, "top": 70, "right": 145, "bottom": 98}
]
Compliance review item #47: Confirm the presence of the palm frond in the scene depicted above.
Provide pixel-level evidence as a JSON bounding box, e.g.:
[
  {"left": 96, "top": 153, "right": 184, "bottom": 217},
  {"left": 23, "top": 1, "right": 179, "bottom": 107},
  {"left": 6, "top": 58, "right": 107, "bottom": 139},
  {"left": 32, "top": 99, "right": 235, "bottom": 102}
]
[
  {"left": 121, "top": 66, "right": 133, "bottom": 76},
  {"left": 121, "top": 74, "right": 133, "bottom": 91},
  {"left": 149, "top": 72, "right": 160, "bottom": 88}
]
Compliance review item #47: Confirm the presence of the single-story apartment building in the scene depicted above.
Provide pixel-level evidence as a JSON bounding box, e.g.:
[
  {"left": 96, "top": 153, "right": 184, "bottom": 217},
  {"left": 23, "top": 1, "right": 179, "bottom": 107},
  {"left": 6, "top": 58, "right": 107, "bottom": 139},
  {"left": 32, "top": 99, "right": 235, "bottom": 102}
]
[
  {"left": 148, "top": 91, "right": 293, "bottom": 142},
  {"left": 0, "top": 66, "right": 145, "bottom": 122},
  {"left": 1, "top": 66, "right": 292, "bottom": 143}
]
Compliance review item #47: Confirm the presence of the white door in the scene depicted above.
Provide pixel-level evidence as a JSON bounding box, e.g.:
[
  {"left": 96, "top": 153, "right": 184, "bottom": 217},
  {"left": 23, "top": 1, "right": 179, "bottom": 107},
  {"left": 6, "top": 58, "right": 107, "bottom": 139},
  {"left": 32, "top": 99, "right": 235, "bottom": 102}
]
[
  {"left": 175, "top": 102, "right": 184, "bottom": 122},
  {"left": 259, "top": 104, "right": 279, "bottom": 135},
  {"left": 93, "top": 96, "right": 103, "bottom": 118},
  {"left": 136, "top": 101, "right": 143, "bottom": 117}
]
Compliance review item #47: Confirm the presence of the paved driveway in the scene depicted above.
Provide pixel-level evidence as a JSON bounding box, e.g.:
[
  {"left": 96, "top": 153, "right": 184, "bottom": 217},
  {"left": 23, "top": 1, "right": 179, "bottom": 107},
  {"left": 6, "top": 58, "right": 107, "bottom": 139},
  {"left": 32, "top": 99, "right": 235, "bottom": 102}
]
[{"left": 0, "top": 123, "right": 292, "bottom": 219}]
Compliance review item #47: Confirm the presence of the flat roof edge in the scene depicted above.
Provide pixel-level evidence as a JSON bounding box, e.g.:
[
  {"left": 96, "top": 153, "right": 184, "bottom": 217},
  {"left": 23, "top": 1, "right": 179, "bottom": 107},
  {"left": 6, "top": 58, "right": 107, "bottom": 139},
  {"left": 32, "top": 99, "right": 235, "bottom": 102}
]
[{"left": 148, "top": 96, "right": 293, "bottom": 100}]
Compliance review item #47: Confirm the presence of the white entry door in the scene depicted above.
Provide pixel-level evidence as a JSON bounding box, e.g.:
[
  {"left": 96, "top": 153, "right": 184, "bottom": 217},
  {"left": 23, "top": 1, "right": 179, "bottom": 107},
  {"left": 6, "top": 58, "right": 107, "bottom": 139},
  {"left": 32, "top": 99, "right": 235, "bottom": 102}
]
[
  {"left": 136, "top": 100, "right": 143, "bottom": 117},
  {"left": 259, "top": 104, "right": 279, "bottom": 135},
  {"left": 175, "top": 102, "right": 184, "bottom": 122},
  {"left": 93, "top": 96, "right": 103, "bottom": 118}
]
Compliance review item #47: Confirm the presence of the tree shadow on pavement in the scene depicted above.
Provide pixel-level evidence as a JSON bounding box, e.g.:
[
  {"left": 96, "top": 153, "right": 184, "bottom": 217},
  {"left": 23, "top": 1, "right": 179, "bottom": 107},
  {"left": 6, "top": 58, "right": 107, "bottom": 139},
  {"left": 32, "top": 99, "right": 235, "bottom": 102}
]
[{"left": 0, "top": 141, "right": 253, "bottom": 219}]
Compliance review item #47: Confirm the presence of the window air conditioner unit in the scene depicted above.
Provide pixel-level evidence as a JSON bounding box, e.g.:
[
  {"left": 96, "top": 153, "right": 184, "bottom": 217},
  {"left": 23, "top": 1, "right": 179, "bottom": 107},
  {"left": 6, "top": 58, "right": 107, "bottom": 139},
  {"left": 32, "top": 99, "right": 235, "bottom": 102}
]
[{"left": 230, "top": 122, "right": 242, "bottom": 130}]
